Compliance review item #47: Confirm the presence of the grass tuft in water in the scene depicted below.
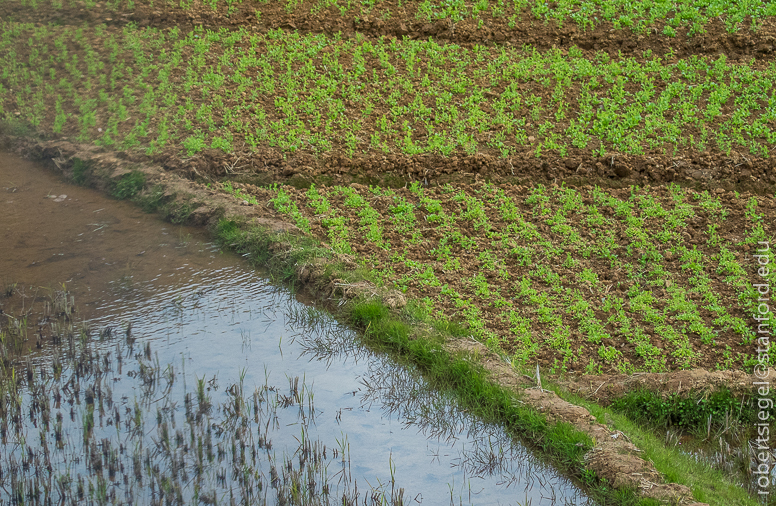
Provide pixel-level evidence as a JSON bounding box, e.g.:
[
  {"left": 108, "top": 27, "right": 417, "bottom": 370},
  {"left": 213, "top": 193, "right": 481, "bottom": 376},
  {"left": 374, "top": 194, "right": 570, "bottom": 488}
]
[
  {"left": 0, "top": 294, "right": 417, "bottom": 505},
  {"left": 136, "top": 184, "right": 167, "bottom": 213}
]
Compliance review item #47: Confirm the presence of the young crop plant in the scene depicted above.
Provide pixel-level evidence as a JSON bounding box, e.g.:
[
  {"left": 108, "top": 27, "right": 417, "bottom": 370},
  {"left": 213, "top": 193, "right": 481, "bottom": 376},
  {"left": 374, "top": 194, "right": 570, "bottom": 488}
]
[
  {"left": 506, "top": 311, "right": 540, "bottom": 366},
  {"left": 452, "top": 190, "right": 491, "bottom": 231},
  {"left": 597, "top": 344, "right": 622, "bottom": 368},
  {"left": 320, "top": 212, "right": 353, "bottom": 255},
  {"left": 492, "top": 191, "right": 523, "bottom": 224},
  {"left": 398, "top": 259, "right": 441, "bottom": 293},
  {"left": 524, "top": 185, "right": 552, "bottom": 217},
  {"left": 510, "top": 244, "right": 533, "bottom": 267},
  {"left": 269, "top": 185, "right": 311, "bottom": 234},
  {"left": 306, "top": 184, "right": 331, "bottom": 215},
  {"left": 468, "top": 272, "right": 493, "bottom": 299},
  {"left": 415, "top": 265, "right": 441, "bottom": 288},
  {"left": 628, "top": 287, "right": 665, "bottom": 326},
  {"left": 717, "top": 246, "right": 747, "bottom": 281},
  {"left": 576, "top": 268, "right": 599, "bottom": 289},
  {"left": 333, "top": 186, "right": 389, "bottom": 250},
  {"left": 546, "top": 325, "right": 574, "bottom": 370},
  {"left": 478, "top": 249, "right": 509, "bottom": 279},
  {"left": 693, "top": 190, "right": 728, "bottom": 221},
  {"left": 564, "top": 290, "right": 610, "bottom": 346},
  {"left": 678, "top": 246, "right": 705, "bottom": 275},
  {"left": 388, "top": 195, "right": 418, "bottom": 235}
]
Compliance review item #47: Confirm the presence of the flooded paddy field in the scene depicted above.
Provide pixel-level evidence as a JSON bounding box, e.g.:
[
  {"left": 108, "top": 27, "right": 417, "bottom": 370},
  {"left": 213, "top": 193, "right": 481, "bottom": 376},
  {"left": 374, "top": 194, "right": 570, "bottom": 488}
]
[{"left": 0, "top": 152, "right": 593, "bottom": 505}]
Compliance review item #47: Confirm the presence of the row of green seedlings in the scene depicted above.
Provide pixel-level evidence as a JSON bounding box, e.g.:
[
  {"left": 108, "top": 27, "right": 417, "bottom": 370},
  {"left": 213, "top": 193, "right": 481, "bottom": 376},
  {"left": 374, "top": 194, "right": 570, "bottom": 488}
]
[
  {"left": 5, "top": 0, "right": 774, "bottom": 35},
  {"left": 438, "top": 182, "right": 771, "bottom": 373},
  {"left": 0, "top": 312, "right": 409, "bottom": 505},
  {"left": 260, "top": 180, "right": 773, "bottom": 374},
  {"left": 4, "top": 24, "right": 776, "bottom": 161}
]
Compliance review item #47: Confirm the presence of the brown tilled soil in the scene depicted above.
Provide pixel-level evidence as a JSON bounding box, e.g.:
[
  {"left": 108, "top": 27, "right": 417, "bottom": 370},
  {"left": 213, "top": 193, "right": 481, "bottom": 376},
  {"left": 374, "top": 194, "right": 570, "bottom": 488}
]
[{"left": 157, "top": 146, "right": 776, "bottom": 196}]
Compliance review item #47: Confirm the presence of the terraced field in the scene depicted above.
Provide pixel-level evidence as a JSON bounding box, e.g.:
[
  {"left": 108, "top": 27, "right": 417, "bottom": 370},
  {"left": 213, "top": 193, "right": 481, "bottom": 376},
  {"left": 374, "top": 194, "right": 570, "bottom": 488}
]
[
  {"left": 2, "top": 20, "right": 776, "bottom": 186},
  {"left": 1, "top": 0, "right": 775, "bottom": 503},
  {"left": 218, "top": 178, "right": 773, "bottom": 374}
]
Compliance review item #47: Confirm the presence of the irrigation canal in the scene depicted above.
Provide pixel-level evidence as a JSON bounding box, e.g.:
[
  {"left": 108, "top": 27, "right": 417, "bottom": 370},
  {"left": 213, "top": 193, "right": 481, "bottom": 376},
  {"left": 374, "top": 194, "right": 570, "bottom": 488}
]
[{"left": 0, "top": 152, "right": 594, "bottom": 505}]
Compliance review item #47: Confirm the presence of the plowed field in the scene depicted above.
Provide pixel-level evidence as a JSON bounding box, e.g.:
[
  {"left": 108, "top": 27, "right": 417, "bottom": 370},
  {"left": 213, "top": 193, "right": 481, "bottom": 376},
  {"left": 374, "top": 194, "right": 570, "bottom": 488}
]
[{"left": 1, "top": 0, "right": 775, "bottom": 398}]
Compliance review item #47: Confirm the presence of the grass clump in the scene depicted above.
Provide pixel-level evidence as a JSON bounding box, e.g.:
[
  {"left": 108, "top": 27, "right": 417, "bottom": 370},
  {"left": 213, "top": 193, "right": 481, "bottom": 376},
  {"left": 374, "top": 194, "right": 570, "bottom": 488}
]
[
  {"left": 136, "top": 184, "right": 167, "bottom": 213},
  {"left": 165, "top": 198, "right": 194, "bottom": 225},
  {"left": 609, "top": 387, "right": 772, "bottom": 439},
  {"left": 110, "top": 170, "right": 146, "bottom": 200},
  {"left": 349, "top": 300, "right": 388, "bottom": 327},
  {"left": 71, "top": 158, "right": 92, "bottom": 186}
]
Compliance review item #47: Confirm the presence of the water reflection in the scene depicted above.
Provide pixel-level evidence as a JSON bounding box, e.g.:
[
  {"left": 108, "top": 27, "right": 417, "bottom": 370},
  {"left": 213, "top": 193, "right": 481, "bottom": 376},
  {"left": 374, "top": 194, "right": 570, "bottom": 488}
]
[{"left": 295, "top": 321, "right": 588, "bottom": 505}]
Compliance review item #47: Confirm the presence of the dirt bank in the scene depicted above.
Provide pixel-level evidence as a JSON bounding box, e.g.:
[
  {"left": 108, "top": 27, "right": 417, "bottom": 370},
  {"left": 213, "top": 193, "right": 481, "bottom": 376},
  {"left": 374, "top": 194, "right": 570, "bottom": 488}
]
[{"left": 447, "top": 339, "right": 708, "bottom": 506}]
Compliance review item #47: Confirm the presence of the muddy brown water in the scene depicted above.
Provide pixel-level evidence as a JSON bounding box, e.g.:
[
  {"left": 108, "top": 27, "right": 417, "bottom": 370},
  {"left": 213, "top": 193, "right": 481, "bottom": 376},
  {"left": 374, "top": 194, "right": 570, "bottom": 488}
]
[
  {"left": 0, "top": 151, "right": 226, "bottom": 316},
  {"left": 0, "top": 152, "right": 593, "bottom": 504}
]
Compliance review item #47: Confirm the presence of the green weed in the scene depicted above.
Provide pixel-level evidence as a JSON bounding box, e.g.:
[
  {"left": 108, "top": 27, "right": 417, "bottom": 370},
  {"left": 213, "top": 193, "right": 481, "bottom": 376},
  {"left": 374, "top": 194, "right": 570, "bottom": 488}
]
[{"left": 111, "top": 170, "right": 146, "bottom": 200}]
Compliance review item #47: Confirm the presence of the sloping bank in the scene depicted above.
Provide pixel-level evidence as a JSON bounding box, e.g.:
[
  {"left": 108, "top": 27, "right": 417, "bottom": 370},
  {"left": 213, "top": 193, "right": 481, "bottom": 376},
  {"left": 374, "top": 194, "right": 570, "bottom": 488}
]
[{"left": 1, "top": 135, "right": 759, "bottom": 506}]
